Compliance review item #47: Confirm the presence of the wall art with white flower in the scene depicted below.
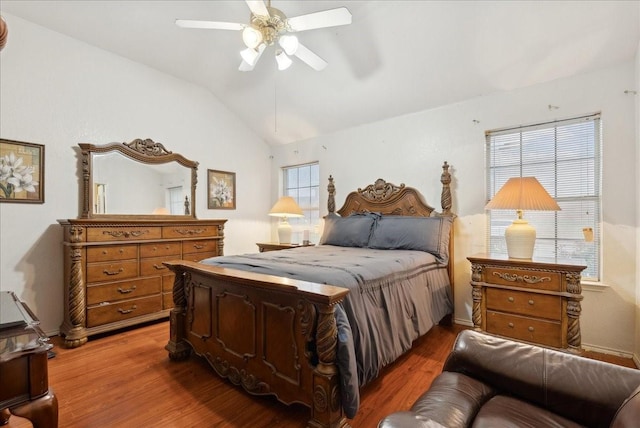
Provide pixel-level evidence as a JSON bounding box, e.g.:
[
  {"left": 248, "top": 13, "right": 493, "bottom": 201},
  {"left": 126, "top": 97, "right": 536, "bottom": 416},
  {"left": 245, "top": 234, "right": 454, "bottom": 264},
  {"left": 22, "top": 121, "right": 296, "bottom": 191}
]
[
  {"left": 207, "top": 169, "right": 235, "bottom": 209},
  {"left": 0, "top": 139, "right": 44, "bottom": 204}
]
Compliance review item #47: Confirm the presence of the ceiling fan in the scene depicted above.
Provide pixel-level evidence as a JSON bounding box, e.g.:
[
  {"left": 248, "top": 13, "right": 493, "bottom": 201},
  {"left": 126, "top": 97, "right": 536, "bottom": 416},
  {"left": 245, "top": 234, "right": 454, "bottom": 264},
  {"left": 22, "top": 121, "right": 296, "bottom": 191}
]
[{"left": 176, "top": 0, "right": 352, "bottom": 72}]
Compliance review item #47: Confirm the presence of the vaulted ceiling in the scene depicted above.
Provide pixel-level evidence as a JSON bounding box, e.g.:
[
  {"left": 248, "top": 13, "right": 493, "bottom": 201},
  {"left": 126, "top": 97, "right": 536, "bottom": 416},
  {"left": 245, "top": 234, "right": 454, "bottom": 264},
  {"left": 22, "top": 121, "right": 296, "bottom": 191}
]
[{"left": 2, "top": 1, "right": 639, "bottom": 145}]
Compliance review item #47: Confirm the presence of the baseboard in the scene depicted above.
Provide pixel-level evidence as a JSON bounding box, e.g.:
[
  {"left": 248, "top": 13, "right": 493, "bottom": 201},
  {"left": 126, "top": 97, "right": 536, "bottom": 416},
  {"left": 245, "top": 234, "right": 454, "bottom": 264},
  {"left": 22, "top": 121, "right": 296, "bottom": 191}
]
[
  {"left": 454, "top": 317, "right": 473, "bottom": 327},
  {"left": 582, "top": 342, "right": 635, "bottom": 361},
  {"left": 633, "top": 353, "right": 640, "bottom": 368}
]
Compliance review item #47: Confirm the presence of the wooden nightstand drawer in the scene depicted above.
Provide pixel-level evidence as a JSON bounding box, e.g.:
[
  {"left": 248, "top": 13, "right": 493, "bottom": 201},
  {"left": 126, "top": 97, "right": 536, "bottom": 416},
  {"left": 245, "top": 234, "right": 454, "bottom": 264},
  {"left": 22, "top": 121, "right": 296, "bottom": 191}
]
[
  {"left": 87, "top": 245, "right": 137, "bottom": 263},
  {"left": 484, "top": 266, "right": 562, "bottom": 292},
  {"left": 486, "top": 288, "right": 561, "bottom": 320},
  {"left": 86, "top": 295, "right": 162, "bottom": 327},
  {"left": 486, "top": 311, "right": 562, "bottom": 348}
]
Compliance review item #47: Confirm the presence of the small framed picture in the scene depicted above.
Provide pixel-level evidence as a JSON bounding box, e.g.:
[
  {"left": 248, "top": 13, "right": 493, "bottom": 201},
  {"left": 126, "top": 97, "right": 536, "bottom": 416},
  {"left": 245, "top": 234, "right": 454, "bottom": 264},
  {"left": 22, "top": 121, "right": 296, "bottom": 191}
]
[
  {"left": 208, "top": 169, "right": 236, "bottom": 209},
  {"left": 0, "top": 139, "right": 45, "bottom": 204}
]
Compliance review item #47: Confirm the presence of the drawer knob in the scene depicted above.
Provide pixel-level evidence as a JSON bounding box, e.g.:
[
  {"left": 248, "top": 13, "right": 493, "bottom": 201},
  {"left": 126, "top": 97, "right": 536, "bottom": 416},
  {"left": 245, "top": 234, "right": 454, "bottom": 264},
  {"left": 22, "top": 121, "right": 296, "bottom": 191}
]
[
  {"left": 117, "top": 305, "right": 137, "bottom": 315},
  {"left": 117, "top": 285, "right": 137, "bottom": 294},
  {"left": 153, "top": 264, "right": 167, "bottom": 270},
  {"left": 508, "top": 322, "right": 514, "bottom": 328},
  {"left": 528, "top": 326, "right": 535, "bottom": 332},
  {"left": 193, "top": 244, "right": 206, "bottom": 250},
  {"left": 103, "top": 267, "right": 124, "bottom": 276},
  {"left": 508, "top": 297, "right": 514, "bottom": 303},
  {"left": 528, "top": 299, "right": 534, "bottom": 305}
]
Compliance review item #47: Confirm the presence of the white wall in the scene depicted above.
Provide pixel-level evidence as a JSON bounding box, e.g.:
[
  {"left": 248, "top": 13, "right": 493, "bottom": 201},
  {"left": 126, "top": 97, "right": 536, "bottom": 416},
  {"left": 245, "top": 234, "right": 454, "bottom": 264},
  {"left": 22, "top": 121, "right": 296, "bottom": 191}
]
[
  {"left": 271, "top": 61, "right": 639, "bottom": 356},
  {"left": 635, "top": 40, "right": 640, "bottom": 365},
  {"left": 0, "top": 14, "right": 273, "bottom": 334}
]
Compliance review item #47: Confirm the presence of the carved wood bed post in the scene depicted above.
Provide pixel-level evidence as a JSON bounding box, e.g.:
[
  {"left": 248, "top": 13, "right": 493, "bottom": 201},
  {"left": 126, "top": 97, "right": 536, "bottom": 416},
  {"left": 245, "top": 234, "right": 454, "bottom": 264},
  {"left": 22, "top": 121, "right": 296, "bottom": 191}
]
[
  {"left": 327, "top": 175, "right": 336, "bottom": 215},
  {"left": 440, "top": 161, "right": 452, "bottom": 216},
  {"left": 165, "top": 269, "right": 191, "bottom": 360},
  {"left": 309, "top": 304, "right": 348, "bottom": 428}
]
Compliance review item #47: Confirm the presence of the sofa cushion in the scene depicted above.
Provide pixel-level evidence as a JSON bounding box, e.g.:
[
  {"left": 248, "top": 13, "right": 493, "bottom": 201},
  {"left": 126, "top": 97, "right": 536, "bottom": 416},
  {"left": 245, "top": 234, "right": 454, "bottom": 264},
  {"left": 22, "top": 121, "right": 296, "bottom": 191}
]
[
  {"left": 611, "top": 385, "right": 640, "bottom": 428},
  {"left": 380, "top": 372, "right": 495, "bottom": 428},
  {"left": 472, "top": 395, "right": 584, "bottom": 428}
]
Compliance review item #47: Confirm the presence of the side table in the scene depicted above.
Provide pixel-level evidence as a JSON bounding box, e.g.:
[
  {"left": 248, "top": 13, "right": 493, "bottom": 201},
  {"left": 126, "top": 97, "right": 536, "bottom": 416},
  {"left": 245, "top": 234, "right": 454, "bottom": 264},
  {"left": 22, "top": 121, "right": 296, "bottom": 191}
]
[
  {"left": 0, "top": 291, "right": 58, "bottom": 428},
  {"left": 256, "top": 242, "right": 313, "bottom": 252}
]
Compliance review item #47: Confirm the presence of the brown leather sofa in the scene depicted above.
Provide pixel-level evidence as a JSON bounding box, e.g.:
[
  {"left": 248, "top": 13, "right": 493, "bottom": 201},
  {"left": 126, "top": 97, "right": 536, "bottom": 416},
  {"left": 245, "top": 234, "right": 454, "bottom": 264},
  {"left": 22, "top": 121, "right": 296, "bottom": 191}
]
[{"left": 379, "top": 330, "right": 640, "bottom": 428}]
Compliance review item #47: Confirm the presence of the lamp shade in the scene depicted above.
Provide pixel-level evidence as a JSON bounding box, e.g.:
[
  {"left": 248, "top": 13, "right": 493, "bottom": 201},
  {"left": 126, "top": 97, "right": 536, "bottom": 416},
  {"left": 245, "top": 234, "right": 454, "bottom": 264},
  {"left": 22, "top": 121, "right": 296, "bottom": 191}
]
[
  {"left": 269, "top": 197, "right": 304, "bottom": 244},
  {"left": 485, "top": 177, "right": 560, "bottom": 211},
  {"left": 269, "top": 196, "right": 304, "bottom": 218},
  {"left": 485, "top": 177, "right": 560, "bottom": 260}
]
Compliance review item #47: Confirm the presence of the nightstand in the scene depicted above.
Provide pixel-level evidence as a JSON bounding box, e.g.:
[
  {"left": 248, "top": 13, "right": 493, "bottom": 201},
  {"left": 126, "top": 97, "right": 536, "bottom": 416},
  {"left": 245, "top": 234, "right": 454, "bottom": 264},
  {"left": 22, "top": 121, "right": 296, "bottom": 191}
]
[
  {"left": 467, "top": 254, "right": 586, "bottom": 354},
  {"left": 256, "top": 242, "right": 312, "bottom": 252}
]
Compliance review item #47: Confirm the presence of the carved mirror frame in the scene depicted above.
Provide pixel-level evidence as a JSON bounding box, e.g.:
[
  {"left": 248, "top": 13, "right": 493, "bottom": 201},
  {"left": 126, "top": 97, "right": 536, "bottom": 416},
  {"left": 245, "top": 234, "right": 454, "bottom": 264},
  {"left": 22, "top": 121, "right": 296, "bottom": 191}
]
[{"left": 79, "top": 139, "right": 198, "bottom": 219}]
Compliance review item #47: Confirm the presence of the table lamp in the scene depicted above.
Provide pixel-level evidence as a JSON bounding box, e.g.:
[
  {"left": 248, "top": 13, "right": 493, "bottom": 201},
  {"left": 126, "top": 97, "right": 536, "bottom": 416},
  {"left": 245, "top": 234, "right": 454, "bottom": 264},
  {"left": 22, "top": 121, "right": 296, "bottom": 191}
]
[
  {"left": 485, "top": 177, "right": 560, "bottom": 259},
  {"left": 269, "top": 196, "right": 304, "bottom": 244}
]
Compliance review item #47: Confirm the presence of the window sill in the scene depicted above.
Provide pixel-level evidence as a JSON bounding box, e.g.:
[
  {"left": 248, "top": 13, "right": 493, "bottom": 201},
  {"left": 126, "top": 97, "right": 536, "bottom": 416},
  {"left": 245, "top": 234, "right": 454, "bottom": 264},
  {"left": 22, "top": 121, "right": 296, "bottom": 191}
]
[{"left": 581, "top": 280, "right": 609, "bottom": 292}]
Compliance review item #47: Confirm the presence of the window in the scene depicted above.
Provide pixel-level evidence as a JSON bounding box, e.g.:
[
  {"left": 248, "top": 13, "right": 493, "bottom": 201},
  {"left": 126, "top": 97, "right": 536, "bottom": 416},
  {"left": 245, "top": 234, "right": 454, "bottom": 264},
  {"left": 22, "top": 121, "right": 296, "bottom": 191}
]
[
  {"left": 486, "top": 113, "right": 601, "bottom": 280},
  {"left": 168, "top": 186, "right": 183, "bottom": 215},
  {"left": 283, "top": 162, "right": 320, "bottom": 244}
]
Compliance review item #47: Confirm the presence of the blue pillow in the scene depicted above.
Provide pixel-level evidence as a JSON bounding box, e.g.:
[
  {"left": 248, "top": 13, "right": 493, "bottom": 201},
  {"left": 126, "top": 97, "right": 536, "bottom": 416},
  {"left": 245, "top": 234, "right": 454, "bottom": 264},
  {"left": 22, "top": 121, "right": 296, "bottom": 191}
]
[
  {"left": 368, "top": 215, "right": 452, "bottom": 263},
  {"left": 319, "top": 214, "right": 375, "bottom": 247}
]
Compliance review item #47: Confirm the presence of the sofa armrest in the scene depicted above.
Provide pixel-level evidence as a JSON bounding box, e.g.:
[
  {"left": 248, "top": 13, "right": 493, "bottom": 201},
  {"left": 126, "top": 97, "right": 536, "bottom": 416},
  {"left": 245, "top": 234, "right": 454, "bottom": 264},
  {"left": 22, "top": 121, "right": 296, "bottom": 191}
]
[{"left": 444, "top": 330, "right": 640, "bottom": 427}]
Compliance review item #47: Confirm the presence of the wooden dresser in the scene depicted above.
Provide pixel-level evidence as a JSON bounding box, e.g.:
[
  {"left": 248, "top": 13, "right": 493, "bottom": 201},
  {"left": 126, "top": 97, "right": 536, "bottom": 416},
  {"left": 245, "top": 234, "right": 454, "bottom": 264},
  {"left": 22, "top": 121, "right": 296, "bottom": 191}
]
[
  {"left": 58, "top": 218, "right": 226, "bottom": 348},
  {"left": 467, "top": 254, "right": 586, "bottom": 353}
]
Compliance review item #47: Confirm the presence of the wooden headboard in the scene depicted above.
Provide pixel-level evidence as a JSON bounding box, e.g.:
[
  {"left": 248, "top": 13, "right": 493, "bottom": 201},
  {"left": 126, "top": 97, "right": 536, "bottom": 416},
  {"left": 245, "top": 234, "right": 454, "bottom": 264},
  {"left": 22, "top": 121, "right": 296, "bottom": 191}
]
[
  {"left": 325, "top": 161, "right": 455, "bottom": 288},
  {"left": 328, "top": 161, "right": 453, "bottom": 218}
]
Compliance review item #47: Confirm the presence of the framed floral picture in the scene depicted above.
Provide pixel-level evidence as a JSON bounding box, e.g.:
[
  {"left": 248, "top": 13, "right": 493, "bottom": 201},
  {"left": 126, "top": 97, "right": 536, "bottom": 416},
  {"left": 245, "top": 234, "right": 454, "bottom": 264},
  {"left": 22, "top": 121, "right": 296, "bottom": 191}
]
[
  {"left": 0, "top": 139, "right": 44, "bottom": 204},
  {"left": 207, "top": 169, "right": 236, "bottom": 209}
]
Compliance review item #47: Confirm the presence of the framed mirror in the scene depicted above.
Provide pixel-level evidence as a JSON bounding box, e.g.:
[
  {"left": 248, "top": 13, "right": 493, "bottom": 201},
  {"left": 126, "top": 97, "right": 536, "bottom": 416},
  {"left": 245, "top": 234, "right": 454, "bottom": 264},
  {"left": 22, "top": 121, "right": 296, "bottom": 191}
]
[{"left": 79, "top": 139, "right": 197, "bottom": 219}]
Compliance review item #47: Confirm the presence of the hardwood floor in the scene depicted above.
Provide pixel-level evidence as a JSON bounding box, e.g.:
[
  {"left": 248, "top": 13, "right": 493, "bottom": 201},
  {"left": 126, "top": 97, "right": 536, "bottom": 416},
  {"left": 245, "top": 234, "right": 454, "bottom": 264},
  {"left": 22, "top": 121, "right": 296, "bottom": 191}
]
[{"left": 4, "top": 321, "right": 635, "bottom": 427}]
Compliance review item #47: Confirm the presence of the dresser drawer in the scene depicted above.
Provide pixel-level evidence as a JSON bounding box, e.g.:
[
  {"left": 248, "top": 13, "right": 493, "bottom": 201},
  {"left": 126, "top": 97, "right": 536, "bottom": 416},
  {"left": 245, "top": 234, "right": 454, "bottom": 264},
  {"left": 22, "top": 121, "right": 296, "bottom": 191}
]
[
  {"left": 86, "top": 260, "right": 138, "bottom": 283},
  {"left": 86, "top": 295, "right": 162, "bottom": 328},
  {"left": 486, "top": 288, "right": 561, "bottom": 320},
  {"left": 162, "top": 292, "right": 174, "bottom": 310},
  {"left": 163, "top": 225, "right": 219, "bottom": 239},
  {"left": 87, "top": 227, "right": 162, "bottom": 242},
  {"left": 140, "top": 256, "right": 174, "bottom": 277},
  {"left": 86, "top": 277, "right": 161, "bottom": 305},
  {"left": 162, "top": 274, "right": 175, "bottom": 293},
  {"left": 484, "top": 266, "right": 562, "bottom": 292},
  {"left": 486, "top": 311, "right": 562, "bottom": 348},
  {"left": 87, "top": 245, "right": 137, "bottom": 263},
  {"left": 140, "top": 242, "right": 181, "bottom": 258},
  {"left": 182, "top": 239, "right": 218, "bottom": 255},
  {"left": 183, "top": 251, "right": 218, "bottom": 263}
]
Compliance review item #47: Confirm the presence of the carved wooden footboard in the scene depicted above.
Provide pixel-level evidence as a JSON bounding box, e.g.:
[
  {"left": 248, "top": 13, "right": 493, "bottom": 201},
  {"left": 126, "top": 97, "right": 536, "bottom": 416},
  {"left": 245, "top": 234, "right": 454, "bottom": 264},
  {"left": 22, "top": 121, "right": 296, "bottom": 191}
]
[{"left": 164, "top": 261, "right": 350, "bottom": 428}]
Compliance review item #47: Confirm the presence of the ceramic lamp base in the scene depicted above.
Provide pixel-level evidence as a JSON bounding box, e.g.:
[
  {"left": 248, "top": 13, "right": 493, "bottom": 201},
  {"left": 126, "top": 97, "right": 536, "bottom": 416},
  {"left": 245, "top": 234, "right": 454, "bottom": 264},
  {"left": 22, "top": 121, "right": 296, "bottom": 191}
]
[
  {"left": 505, "top": 219, "right": 536, "bottom": 259},
  {"left": 277, "top": 219, "right": 292, "bottom": 244}
]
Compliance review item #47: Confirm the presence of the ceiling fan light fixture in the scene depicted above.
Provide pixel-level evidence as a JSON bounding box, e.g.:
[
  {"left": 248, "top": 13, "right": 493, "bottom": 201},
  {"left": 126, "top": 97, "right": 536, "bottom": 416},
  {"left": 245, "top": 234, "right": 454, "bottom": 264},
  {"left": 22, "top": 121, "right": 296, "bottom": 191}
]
[
  {"left": 278, "top": 34, "right": 299, "bottom": 56},
  {"left": 275, "top": 49, "right": 292, "bottom": 70},
  {"left": 240, "top": 44, "right": 264, "bottom": 67},
  {"left": 242, "top": 25, "right": 263, "bottom": 49}
]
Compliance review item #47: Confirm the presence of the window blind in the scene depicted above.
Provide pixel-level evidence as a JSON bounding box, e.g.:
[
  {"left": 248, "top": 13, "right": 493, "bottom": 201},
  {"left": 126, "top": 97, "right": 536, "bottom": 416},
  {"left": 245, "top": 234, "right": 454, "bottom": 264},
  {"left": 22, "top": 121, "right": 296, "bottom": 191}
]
[{"left": 486, "top": 113, "right": 601, "bottom": 280}]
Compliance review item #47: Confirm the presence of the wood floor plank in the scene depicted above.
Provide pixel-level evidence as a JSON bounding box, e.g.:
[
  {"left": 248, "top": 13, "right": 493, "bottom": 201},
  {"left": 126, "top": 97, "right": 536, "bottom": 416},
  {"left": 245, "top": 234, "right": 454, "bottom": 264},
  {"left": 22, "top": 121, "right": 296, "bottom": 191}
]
[{"left": 3, "top": 321, "right": 635, "bottom": 427}]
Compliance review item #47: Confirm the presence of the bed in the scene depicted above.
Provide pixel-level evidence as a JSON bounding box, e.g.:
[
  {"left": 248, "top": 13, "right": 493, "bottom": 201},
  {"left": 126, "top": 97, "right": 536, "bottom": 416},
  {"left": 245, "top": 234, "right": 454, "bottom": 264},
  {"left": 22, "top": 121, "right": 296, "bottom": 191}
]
[{"left": 164, "top": 162, "right": 455, "bottom": 428}]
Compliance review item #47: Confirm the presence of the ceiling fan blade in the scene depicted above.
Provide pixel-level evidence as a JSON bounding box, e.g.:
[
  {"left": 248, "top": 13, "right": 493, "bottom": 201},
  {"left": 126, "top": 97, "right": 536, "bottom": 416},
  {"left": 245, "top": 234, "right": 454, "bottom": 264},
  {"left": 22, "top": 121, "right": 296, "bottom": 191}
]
[
  {"left": 239, "top": 60, "right": 255, "bottom": 72},
  {"left": 294, "top": 43, "right": 327, "bottom": 71},
  {"left": 175, "top": 19, "right": 244, "bottom": 31},
  {"left": 245, "top": 0, "right": 270, "bottom": 18},
  {"left": 287, "top": 7, "right": 352, "bottom": 32}
]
